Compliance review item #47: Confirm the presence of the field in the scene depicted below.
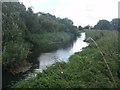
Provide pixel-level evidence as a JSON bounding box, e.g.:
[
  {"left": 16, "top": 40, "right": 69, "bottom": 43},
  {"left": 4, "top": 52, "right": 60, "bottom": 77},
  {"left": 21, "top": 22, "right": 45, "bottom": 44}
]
[{"left": 12, "top": 30, "right": 120, "bottom": 88}]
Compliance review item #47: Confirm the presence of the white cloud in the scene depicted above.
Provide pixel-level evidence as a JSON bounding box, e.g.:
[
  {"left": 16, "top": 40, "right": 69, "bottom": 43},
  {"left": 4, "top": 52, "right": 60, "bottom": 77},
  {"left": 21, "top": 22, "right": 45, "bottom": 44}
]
[{"left": 19, "top": 0, "right": 119, "bottom": 26}]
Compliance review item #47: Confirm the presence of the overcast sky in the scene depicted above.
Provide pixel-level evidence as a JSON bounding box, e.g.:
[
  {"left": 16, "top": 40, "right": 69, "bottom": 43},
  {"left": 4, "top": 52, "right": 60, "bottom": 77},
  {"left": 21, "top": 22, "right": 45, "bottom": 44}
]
[{"left": 19, "top": 0, "right": 119, "bottom": 26}]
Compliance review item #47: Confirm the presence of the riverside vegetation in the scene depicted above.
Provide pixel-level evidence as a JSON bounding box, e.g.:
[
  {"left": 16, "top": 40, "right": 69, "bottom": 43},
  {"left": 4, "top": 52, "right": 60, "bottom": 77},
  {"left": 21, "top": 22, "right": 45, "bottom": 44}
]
[
  {"left": 12, "top": 30, "right": 120, "bottom": 88},
  {"left": 2, "top": 2, "right": 79, "bottom": 74},
  {"left": 2, "top": 2, "right": 120, "bottom": 89}
]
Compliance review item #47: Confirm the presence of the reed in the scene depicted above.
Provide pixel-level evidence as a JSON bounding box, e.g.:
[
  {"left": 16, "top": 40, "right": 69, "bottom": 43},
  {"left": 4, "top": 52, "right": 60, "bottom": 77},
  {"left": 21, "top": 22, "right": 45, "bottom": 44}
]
[{"left": 86, "top": 36, "right": 117, "bottom": 88}]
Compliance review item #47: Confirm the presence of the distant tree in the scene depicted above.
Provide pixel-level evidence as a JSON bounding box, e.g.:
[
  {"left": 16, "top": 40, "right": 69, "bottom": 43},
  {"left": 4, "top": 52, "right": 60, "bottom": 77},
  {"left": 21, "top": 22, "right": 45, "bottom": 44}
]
[
  {"left": 25, "top": 7, "right": 40, "bottom": 32},
  {"left": 84, "top": 25, "right": 91, "bottom": 29},
  {"left": 111, "top": 18, "right": 120, "bottom": 30},
  {"left": 78, "top": 25, "right": 83, "bottom": 30},
  {"left": 94, "top": 20, "right": 111, "bottom": 30},
  {"left": 27, "top": 7, "right": 33, "bottom": 14}
]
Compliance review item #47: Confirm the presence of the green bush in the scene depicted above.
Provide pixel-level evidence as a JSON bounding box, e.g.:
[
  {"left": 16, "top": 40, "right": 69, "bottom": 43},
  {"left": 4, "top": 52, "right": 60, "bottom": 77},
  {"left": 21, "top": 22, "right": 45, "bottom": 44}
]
[{"left": 2, "top": 41, "right": 31, "bottom": 66}]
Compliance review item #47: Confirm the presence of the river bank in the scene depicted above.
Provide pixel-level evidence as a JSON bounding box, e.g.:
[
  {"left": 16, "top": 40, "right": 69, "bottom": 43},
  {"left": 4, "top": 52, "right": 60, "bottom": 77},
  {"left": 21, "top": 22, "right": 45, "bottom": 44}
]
[
  {"left": 2, "top": 32, "right": 79, "bottom": 88},
  {"left": 12, "top": 30, "right": 120, "bottom": 88}
]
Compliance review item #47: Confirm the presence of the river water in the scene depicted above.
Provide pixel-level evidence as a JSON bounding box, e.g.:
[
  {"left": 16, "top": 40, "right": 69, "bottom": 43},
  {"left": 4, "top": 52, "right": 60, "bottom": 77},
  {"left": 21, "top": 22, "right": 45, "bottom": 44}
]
[
  {"left": 34, "top": 32, "right": 89, "bottom": 73},
  {"left": 3, "top": 32, "right": 89, "bottom": 88}
]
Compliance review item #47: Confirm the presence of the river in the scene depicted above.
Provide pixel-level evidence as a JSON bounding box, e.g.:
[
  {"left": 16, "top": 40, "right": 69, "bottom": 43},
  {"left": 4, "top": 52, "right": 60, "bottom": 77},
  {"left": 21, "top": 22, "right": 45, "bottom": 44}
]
[
  {"left": 3, "top": 32, "right": 89, "bottom": 88},
  {"left": 33, "top": 32, "right": 89, "bottom": 73}
]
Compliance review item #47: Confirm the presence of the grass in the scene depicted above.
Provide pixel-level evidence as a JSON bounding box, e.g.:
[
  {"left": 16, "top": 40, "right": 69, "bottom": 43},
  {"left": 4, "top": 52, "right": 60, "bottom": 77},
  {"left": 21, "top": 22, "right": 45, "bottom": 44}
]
[
  {"left": 29, "top": 32, "right": 74, "bottom": 52},
  {"left": 11, "top": 30, "right": 120, "bottom": 88},
  {"left": 85, "top": 30, "right": 118, "bottom": 88}
]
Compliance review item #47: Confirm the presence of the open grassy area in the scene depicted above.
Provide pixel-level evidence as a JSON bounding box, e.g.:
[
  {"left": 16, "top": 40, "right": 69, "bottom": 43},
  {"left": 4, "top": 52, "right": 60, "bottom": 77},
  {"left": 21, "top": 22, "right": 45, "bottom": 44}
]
[{"left": 11, "top": 30, "right": 120, "bottom": 88}]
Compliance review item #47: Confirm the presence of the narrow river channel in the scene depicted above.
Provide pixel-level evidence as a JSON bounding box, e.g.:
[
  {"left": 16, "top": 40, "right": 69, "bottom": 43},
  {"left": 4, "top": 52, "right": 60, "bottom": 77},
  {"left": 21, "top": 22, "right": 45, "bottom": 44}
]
[
  {"left": 3, "top": 32, "right": 89, "bottom": 88},
  {"left": 34, "top": 32, "right": 89, "bottom": 73}
]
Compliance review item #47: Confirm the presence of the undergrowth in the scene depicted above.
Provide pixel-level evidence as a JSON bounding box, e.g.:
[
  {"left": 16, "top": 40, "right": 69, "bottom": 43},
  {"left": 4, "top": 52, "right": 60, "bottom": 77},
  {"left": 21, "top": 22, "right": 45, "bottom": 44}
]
[{"left": 11, "top": 30, "right": 120, "bottom": 88}]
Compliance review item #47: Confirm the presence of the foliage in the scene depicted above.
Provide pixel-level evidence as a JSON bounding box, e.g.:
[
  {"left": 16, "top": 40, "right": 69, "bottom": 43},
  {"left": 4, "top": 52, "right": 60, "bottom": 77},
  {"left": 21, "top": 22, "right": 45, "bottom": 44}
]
[
  {"left": 29, "top": 32, "right": 74, "bottom": 52},
  {"left": 94, "top": 19, "right": 120, "bottom": 30},
  {"left": 78, "top": 25, "right": 83, "bottom": 30},
  {"left": 2, "top": 41, "right": 31, "bottom": 66},
  {"left": 12, "top": 30, "right": 120, "bottom": 88},
  {"left": 83, "top": 25, "right": 91, "bottom": 29},
  {"left": 94, "top": 20, "right": 111, "bottom": 30},
  {"left": 2, "top": 2, "right": 79, "bottom": 71},
  {"left": 111, "top": 18, "right": 120, "bottom": 30},
  {"left": 3, "top": 2, "right": 120, "bottom": 89},
  {"left": 2, "top": 2, "right": 31, "bottom": 67}
]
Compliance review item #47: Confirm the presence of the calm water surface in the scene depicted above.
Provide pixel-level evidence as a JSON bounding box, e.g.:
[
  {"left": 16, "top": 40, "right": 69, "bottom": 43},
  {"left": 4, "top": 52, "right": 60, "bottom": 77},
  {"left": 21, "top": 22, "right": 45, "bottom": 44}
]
[
  {"left": 3, "top": 32, "right": 89, "bottom": 88},
  {"left": 37, "top": 32, "right": 89, "bottom": 72}
]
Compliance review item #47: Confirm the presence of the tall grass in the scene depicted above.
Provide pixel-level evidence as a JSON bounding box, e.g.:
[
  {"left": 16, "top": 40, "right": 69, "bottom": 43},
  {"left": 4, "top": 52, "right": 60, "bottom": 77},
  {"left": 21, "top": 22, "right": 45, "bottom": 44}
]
[
  {"left": 85, "top": 30, "right": 119, "bottom": 88},
  {"left": 11, "top": 30, "right": 120, "bottom": 88},
  {"left": 86, "top": 36, "right": 116, "bottom": 88}
]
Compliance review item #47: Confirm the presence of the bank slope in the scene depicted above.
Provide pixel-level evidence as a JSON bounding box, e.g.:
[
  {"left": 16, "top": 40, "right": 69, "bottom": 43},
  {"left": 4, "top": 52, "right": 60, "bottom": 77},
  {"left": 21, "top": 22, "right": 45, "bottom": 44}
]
[{"left": 12, "top": 30, "right": 120, "bottom": 88}]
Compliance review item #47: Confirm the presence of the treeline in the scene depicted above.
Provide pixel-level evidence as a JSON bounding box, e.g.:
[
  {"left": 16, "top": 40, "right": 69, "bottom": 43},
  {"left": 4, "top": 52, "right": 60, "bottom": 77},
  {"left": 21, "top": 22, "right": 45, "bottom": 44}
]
[
  {"left": 2, "top": 2, "right": 79, "bottom": 71},
  {"left": 78, "top": 19, "right": 120, "bottom": 30},
  {"left": 94, "top": 19, "right": 120, "bottom": 30}
]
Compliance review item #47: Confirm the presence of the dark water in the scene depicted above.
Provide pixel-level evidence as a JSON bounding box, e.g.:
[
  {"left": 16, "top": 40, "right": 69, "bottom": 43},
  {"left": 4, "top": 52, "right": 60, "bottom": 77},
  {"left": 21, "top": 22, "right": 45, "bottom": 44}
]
[{"left": 2, "top": 69, "right": 23, "bottom": 88}]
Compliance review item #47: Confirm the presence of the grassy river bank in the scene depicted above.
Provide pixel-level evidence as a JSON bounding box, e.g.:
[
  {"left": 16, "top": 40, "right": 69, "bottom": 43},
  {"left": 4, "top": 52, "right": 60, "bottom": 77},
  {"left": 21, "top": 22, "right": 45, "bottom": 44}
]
[{"left": 11, "top": 30, "right": 120, "bottom": 88}]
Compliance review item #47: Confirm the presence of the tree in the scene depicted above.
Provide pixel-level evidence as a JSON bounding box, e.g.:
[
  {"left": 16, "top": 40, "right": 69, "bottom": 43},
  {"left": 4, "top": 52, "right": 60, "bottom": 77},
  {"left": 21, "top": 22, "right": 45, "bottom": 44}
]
[
  {"left": 2, "top": 2, "right": 80, "bottom": 70},
  {"left": 94, "top": 20, "right": 112, "bottom": 30},
  {"left": 84, "top": 25, "right": 91, "bottom": 29},
  {"left": 111, "top": 18, "right": 120, "bottom": 30},
  {"left": 78, "top": 25, "right": 83, "bottom": 30}
]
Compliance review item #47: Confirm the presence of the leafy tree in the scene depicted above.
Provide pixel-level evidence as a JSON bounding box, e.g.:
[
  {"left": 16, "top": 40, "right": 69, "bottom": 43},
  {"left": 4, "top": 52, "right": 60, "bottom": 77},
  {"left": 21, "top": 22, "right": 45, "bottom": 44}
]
[
  {"left": 78, "top": 25, "right": 83, "bottom": 30},
  {"left": 2, "top": 2, "right": 80, "bottom": 70},
  {"left": 24, "top": 7, "right": 40, "bottom": 33},
  {"left": 94, "top": 20, "right": 112, "bottom": 30},
  {"left": 2, "top": 2, "right": 31, "bottom": 68},
  {"left": 111, "top": 18, "right": 120, "bottom": 30},
  {"left": 84, "top": 25, "right": 91, "bottom": 29}
]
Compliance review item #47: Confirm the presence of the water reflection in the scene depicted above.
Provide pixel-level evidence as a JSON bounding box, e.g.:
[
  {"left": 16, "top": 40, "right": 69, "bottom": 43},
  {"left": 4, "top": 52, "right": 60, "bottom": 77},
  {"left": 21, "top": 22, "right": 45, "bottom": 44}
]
[{"left": 38, "top": 33, "right": 89, "bottom": 71}]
